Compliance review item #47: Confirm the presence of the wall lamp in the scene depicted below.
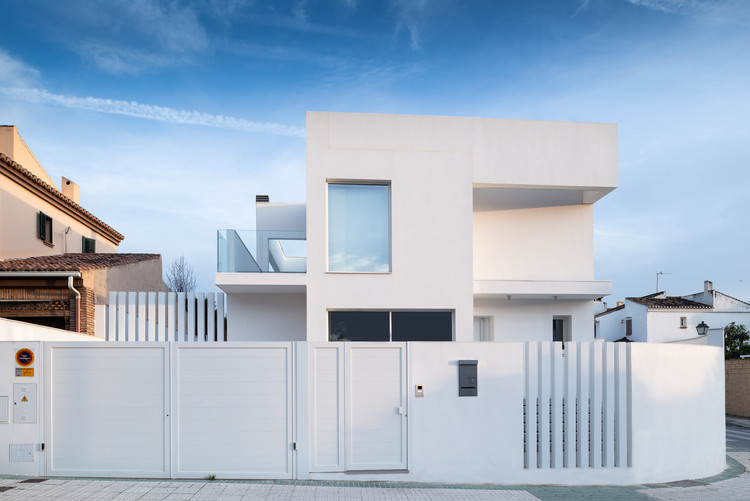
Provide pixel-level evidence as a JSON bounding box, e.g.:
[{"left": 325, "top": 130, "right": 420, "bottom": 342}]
[{"left": 696, "top": 321, "right": 709, "bottom": 336}]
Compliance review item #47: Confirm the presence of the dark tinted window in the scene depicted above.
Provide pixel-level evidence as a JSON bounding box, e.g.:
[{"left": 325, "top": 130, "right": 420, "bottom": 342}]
[
  {"left": 552, "top": 319, "right": 564, "bottom": 342},
  {"left": 82, "top": 236, "right": 96, "bottom": 253},
  {"left": 392, "top": 311, "right": 452, "bottom": 341},
  {"left": 329, "top": 311, "right": 389, "bottom": 341}
]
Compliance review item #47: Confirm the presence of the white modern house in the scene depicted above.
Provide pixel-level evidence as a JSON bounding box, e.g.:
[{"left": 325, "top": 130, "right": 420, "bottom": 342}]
[
  {"left": 0, "top": 113, "right": 727, "bottom": 485},
  {"left": 217, "top": 111, "right": 617, "bottom": 342},
  {"left": 596, "top": 280, "right": 748, "bottom": 346}
]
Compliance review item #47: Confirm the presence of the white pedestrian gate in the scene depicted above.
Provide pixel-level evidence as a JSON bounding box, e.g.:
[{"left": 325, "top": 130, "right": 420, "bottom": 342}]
[
  {"left": 308, "top": 343, "right": 409, "bottom": 473},
  {"left": 345, "top": 344, "right": 408, "bottom": 471}
]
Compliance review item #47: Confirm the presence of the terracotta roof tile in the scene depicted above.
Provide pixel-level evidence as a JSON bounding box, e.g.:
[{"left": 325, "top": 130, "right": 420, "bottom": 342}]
[
  {"left": 0, "top": 153, "right": 124, "bottom": 243},
  {"left": 626, "top": 294, "right": 711, "bottom": 309},
  {"left": 0, "top": 254, "right": 161, "bottom": 272}
]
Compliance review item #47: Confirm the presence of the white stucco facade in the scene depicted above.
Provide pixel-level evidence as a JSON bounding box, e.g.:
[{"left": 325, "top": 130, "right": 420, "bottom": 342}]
[
  {"left": 0, "top": 126, "right": 122, "bottom": 258},
  {"left": 217, "top": 111, "right": 617, "bottom": 342}
]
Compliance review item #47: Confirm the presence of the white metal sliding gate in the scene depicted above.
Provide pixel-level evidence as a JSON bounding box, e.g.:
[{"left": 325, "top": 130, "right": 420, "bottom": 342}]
[
  {"left": 172, "top": 344, "right": 293, "bottom": 478},
  {"left": 45, "top": 342, "right": 292, "bottom": 479},
  {"left": 46, "top": 344, "right": 170, "bottom": 478}
]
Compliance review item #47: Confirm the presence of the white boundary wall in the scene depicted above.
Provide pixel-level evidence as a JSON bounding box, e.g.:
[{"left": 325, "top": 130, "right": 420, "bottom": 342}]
[{"left": 0, "top": 339, "right": 725, "bottom": 485}]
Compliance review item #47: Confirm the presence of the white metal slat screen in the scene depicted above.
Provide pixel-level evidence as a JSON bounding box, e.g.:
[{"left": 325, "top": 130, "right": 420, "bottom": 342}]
[
  {"left": 106, "top": 292, "right": 225, "bottom": 342},
  {"left": 523, "top": 341, "right": 630, "bottom": 470}
]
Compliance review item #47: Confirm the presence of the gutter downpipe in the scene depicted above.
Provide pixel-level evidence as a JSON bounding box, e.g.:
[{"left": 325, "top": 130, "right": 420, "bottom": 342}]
[
  {"left": 68, "top": 276, "right": 81, "bottom": 333},
  {"left": 0, "top": 271, "right": 82, "bottom": 332}
]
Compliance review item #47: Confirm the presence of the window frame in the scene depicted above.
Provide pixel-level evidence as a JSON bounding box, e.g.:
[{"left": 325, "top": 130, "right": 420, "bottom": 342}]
[
  {"left": 328, "top": 309, "right": 454, "bottom": 342},
  {"left": 38, "top": 211, "right": 53, "bottom": 246},
  {"left": 82, "top": 236, "right": 96, "bottom": 254},
  {"left": 326, "top": 180, "right": 392, "bottom": 274}
]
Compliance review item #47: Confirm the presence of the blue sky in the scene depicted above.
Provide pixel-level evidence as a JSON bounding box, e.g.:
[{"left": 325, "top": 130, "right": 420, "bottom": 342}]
[{"left": 1, "top": 0, "right": 748, "bottom": 303}]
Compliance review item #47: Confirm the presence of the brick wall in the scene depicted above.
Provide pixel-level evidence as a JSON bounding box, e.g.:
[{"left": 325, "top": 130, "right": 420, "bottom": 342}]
[
  {"left": 726, "top": 358, "right": 750, "bottom": 417},
  {"left": 78, "top": 285, "right": 96, "bottom": 335},
  {"left": 0, "top": 283, "right": 98, "bottom": 335}
]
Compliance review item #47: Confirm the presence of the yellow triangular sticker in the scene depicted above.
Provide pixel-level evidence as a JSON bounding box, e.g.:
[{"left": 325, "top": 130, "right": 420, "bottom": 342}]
[{"left": 21, "top": 396, "right": 28, "bottom": 402}]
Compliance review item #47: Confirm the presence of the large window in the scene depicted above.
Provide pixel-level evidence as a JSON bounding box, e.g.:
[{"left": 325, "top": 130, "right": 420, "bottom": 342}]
[
  {"left": 328, "top": 183, "right": 390, "bottom": 272},
  {"left": 328, "top": 310, "right": 453, "bottom": 342}
]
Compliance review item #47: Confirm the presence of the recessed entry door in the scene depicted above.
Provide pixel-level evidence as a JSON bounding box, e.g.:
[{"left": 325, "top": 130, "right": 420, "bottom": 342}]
[{"left": 344, "top": 343, "right": 407, "bottom": 471}]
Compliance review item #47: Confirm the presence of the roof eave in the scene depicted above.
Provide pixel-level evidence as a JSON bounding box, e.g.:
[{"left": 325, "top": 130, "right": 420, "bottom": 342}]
[{"left": 0, "top": 154, "right": 124, "bottom": 245}]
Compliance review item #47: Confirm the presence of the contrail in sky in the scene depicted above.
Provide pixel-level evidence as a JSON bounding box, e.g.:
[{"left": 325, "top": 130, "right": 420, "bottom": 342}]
[{"left": 1, "top": 87, "right": 306, "bottom": 138}]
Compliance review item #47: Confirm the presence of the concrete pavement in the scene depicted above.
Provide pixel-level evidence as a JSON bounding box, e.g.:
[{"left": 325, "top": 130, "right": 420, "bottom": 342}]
[{"left": 1, "top": 419, "right": 748, "bottom": 500}]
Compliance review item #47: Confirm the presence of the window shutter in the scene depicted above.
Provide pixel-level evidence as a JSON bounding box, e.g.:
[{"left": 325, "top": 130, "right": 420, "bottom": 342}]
[{"left": 38, "top": 212, "right": 46, "bottom": 240}]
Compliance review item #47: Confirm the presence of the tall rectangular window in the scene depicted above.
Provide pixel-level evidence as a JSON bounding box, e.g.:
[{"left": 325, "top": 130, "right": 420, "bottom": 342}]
[
  {"left": 38, "top": 211, "right": 52, "bottom": 245},
  {"left": 328, "top": 183, "right": 390, "bottom": 272}
]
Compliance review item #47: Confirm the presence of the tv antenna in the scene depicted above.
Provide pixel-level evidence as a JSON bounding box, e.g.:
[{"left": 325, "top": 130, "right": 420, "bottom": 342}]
[{"left": 656, "top": 271, "right": 672, "bottom": 292}]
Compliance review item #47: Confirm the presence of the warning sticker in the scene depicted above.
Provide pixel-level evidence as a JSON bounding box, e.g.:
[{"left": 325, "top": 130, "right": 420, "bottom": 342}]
[
  {"left": 21, "top": 396, "right": 28, "bottom": 402},
  {"left": 15, "top": 349, "right": 34, "bottom": 367},
  {"left": 15, "top": 368, "right": 34, "bottom": 377}
]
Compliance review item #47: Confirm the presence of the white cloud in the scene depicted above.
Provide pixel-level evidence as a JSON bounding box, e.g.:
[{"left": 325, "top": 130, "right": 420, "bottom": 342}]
[
  {"left": 390, "top": 0, "right": 431, "bottom": 51},
  {"left": 624, "top": 0, "right": 692, "bottom": 15},
  {"left": 623, "top": 0, "right": 750, "bottom": 25},
  {"left": 1, "top": 87, "right": 305, "bottom": 138},
  {"left": 79, "top": 43, "right": 189, "bottom": 75},
  {"left": 34, "top": 0, "right": 210, "bottom": 74},
  {"left": 0, "top": 50, "right": 40, "bottom": 87}
]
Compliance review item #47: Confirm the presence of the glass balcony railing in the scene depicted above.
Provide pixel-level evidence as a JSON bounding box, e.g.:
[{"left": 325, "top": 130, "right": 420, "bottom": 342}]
[{"left": 217, "top": 230, "right": 306, "bottom": 273}]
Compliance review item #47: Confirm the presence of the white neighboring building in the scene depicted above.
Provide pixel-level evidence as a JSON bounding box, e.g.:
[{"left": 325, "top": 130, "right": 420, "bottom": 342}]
[
  {"left": 217, "top": 111, "right": 617, "bottom": 342},
  {"left": 595, "top": 280, "right": 749, "bottom": 346}
]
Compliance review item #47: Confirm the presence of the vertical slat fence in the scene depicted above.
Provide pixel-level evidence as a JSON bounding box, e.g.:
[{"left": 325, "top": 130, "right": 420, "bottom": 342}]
[
  {"left": 105, "top": 292, "right": 227, "bottom": 343},
  {"left": 524, "top": 341, "right": 630, "bottom": 470}
]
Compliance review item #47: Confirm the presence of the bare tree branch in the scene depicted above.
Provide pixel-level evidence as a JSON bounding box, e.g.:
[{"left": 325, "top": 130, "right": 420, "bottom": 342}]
[{"left": 165, "top": 255, "right": 197, "bottom": 292}]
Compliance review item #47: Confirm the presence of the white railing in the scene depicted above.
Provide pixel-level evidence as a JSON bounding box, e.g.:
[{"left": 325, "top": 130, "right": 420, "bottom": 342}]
[
  {"left": 523, "top": 341, "right": 630, "bottom": 469},
  {"left": 105, "top": 292, "right": 226, "bottom": 342}
]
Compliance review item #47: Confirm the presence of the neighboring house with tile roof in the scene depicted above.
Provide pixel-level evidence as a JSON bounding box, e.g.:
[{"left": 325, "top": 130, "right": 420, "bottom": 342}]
[
  {"left": 0, "top": 254, "right": 166, "bottom": 335},
  {"left": 0, "top": 126, "right": 124, "bottom": 258},
  {"left": 0, "top": 125, "right": 167, "bottom": 335},
  {"left": 595, "top": 280, "right": 749, "bottom": 346}
]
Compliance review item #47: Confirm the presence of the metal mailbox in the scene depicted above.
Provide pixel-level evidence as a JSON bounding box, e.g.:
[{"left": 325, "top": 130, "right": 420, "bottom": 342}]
[{"left": 458, "top": 360, "right": 478, "bottom": 396}]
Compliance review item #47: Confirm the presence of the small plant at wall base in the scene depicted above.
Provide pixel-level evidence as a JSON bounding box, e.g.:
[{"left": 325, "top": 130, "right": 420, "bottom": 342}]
[
  {"left": 724, "top": 322, "right": 750, "bottom": 359},
  {"left": 165, "top": 255, "right": 197, "bottom": 292}
]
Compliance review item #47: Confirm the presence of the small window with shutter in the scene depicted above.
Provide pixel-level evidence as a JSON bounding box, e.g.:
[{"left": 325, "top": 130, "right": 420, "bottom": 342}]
[
  {"left": 38, "top": 212, "right": 53, "bottom": 245},
  {"left": 625, "top": 317, "right": 633, "bottom": 337},
  {"left": 82, "top": 236, "right": 96, "bottom": 253}
]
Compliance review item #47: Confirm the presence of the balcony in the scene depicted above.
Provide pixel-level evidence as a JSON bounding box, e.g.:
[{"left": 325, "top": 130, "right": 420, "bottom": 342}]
[{"left": 217, "top": 230, "right": 306, "bottom": 273}]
